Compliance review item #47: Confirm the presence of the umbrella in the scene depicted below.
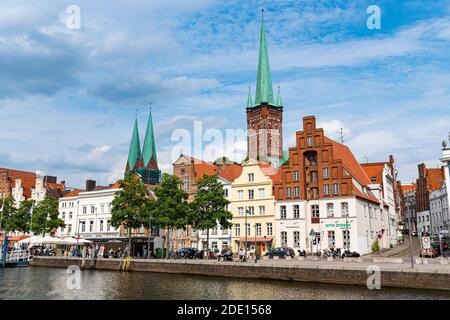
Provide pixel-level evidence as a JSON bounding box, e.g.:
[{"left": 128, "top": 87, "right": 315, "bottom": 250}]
[
  {"left": 18, "top": 235, "right": 44, "bottom": 244},
  {"left": 76, "top": 238, "right": 91, "bottom": 244},
  {"left": 41, "top": 236, "right": 63, "bottom": 244},
  {"left": 59, "top": 237, "right": 78, "bottom": 245}
]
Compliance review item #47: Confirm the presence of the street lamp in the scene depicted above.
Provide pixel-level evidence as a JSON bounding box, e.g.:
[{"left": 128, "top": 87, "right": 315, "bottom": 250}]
[
  {"left": 244, "top": 206, "right": 248, "bottom": 262},
  {"left": 147, "top": 213, "right": 152, "bottom": 259}
]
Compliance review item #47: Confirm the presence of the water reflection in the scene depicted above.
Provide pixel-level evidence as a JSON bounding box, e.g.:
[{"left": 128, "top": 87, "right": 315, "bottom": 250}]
[{"left": 0, "top": 267, "right": 449, "bottom": 300}]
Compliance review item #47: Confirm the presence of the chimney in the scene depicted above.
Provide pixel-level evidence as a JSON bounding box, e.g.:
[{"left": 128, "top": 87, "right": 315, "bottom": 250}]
[
  {"left": 44, "top": 176, "right": 57, "bottom": 184},
  {"left": 86, "top": 180, "right": 96, "bottom": 191}
]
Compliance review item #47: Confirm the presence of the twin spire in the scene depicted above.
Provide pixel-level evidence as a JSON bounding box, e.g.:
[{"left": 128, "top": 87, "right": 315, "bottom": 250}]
[
  {"left": 248, "top": 5, "right": 282, "bottom": 108},
  {"left": 125, "top": 110, "right": 159, "bottom": 178}
]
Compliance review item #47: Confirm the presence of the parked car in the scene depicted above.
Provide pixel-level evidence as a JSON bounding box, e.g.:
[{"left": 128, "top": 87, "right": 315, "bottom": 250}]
[
  {"left": 264, "top": 247, "right": 295, "bottom": 259},
  {"left": 411, "top": 231, "right": 418, "bottom": 237}
]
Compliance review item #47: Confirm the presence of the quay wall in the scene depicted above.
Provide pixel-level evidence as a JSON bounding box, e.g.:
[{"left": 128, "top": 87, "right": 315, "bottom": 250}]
[{"left": 30, "top": 257, "right": 450, "bottom": 291}]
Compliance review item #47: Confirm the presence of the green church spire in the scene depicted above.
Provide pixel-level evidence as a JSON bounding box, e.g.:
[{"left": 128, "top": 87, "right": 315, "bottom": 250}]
[
  {"left": 246, "top": 85, "right": 254, "bottom": 108},
  {"left": 276, "top": 85, "right": 283, "bottom": 107},
  {"left": 254, "top": 6, "right": 274, "bottom": 106},
  {"left": 126, "top": 116, "right": 143, "bottom": 173},
  {"left": 142, "top": 108, "right": 158, "bottom": 169}
]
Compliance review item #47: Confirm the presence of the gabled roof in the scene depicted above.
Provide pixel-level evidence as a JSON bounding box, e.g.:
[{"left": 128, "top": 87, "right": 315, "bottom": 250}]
[
  {"left": 324, "top": 137, "right": 371, "bottom": 186},
  {"left": 361, "top": 163, "right": 385, "bottom": 185},
  {"left": 401, "top": 184, "right": 416, "bottom": 193},
  {"left": 142, "top": 110, "right": 158, "bottom": 169},
  {"left": 217, "top": 164, "right": 243, "bottom": 182}
]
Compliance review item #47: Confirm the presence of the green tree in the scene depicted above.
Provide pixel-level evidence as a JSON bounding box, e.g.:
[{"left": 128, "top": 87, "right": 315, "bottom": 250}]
[
  {"left": 151, "top": 173, "right": 189, "bottom": 258},
  {"left": 0, "top": 197, "right": 16, "bottom": 232},
  {"left": 9, "top": 199, "right": 33, "bottom": 234},
  {"left": 111, "top": 174, "right": 150, "bottom": 256},
  {"left": 32, "top": 196, "right": 64, "bottom": 236},
  {"left": 190, "top": 174, "right": 232, "bottom": 256},
  {"left": 371, "top": 240, "right": 380, "bottom": 253}
]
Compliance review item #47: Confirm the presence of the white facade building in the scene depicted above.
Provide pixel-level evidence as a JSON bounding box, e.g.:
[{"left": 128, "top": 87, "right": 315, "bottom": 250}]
[
  {"left": 441, "top": 138, "right": 450, "bottom": 236},
  {"left": 56, "top": 186, "right": 163, "bottom": 256},
  {"left": 429, "top": 185, "right": 449, "bottom": 237},
  {"left": 197, "top": 176, "right": 232, "bottom": 252},
  {"left": 276, "top": 195, "right": 386, "bottom": 256}
]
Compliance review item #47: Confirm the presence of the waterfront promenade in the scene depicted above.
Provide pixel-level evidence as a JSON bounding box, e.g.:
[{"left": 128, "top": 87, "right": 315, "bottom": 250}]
[{"left": 30, "top": 256, "right": 450, "bottom": 291}]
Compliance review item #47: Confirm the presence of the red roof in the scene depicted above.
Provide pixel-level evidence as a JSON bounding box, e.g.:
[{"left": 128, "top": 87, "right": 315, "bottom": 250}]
[
  {"left": 401, "top": 184, "right": 416, "bottom": 193},
  {"left": 361, "top": 163, "right": 385, "bottom": 185},
  {"left": 426, "top": 168, "right": 444, "bottom": 192},
  {"left": 63, "top": 189, "right": 83, "bottom": 198},
  {"left": 217, "top": 164, "right": 243, "bottom": 182}
]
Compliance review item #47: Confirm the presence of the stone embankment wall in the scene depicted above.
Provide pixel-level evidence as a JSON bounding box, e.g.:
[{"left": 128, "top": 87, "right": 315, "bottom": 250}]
[{"left": 30, "top": 256, "right": 450, "bottom": 291}]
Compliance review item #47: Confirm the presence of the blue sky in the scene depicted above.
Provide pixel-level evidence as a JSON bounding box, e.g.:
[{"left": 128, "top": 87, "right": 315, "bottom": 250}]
[{"left": 1, "top": 0, "right": 449, "bottom": 188}]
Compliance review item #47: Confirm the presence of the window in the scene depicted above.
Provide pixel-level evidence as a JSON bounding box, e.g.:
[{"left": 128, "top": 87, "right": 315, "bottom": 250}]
[
  {"left": 285, "top": 187, "right": 292, "bottom": 198},
  {"left": 221, "top": 228, "right": 228, "bottom": 235},
  {"left": 82, "top": 206, "right": 87, "bottom": 214},
  {"left": 184, "top": 177, "right": 190, "bottom": 191},
  {"left": 248, "top": 173, "right": 254, "bottom": 182},
  {"left": 343, "top": 230, "right": 350, "bottom": 249},
  {"left": 332, "top": 183, "right": 339, "bottom": 195},
  {"left": 212, "top": 241, "right": 218, "bottom": 251},
  {"left": 107, "top": 220, "right": 111, "bottom": 231},
  {"left": 259, "top": 206, "right": 265, "bottom": 215},
  {"left": 238, "top": 207, "right": 244, "bottom": 216},
  {"left": 324, "top": 184, "right": 330, "bottom": 195},
  {"left": 294, "top": 187, "right": 300, "bottom": 197},
  {"left": 100, "top": 220, "right": 104, "bottom": 232},
  {"left": 281, "top": 232, "right": 287, "bottom": 246},
  {"left": 224, "top": 189, "right": 229, "bottom": 198},
  {"left": 293, "top": 231, "right": 300, "bottom": 247},
  {"left": 90, "top": 206, "right": 95, "bottom": 214},
  {"left": 312, "top": 205, "right": 320, "bottom": 218},
  {"left": 238, "top": 190, "right": 243, "bottom": 200},
  {"left": 307, "top": 136, "right": 313, "bottom": 147},
  {"left": 108, "top": 203, "right": 111, "bottom": 213},
  {"left": 248, "top": 189, "right": 254, "bottom": 200},
  {"left": 256, "top": 223, "right": 261, "bottom": 236},
  {"left": 327, "top": 203, "right": 334, "bottom": 217},
  {"left": 323, "top": 168, "right": 329, "bottom": 179},
  {"left": 258, "top": 188, "right": 265, "bottom": 199},
  {"left": 212, "top": 227, "right": 218, "bottom": 235},
  {"left": 80, "top": 221, "right": 86, "bottom": 232},
  {"left": 247, "top": 206, "right": 254, "bottom": 216},
  {"left": 234, "top": 224, "right": 240, "bottom": 237},
  {"left": 266, "top": 223, "right": 273, "bottom": 236},
  {"left": 89, "top": 221, "right": 94, "bottom": 232},
  {"left": 100, "top": 204, "right": 104, "bottom": 213},
  {"left": 69, "top": 212, "right": 72, "bottom": 219},
  {"left": 293, "top": 205, "right": 300, "bottom": 219},
  {"left": 293, "top": 171, "right": 299, "bottom": 181},
  {"left": 67, "top": 224, "right": 72, "bottom": 233},
  {"left": 341, "top": 202, "right": 349, "bottom": 217},
  {"left": 61, "top": 212, "right": 65, "bottom": 220},
  {"left": 328, "top": 231, "right": 336, "bottom": 247},
  {"left": 245, "top": 223, "right": 251, "bottom": 237},
  {"left": 280, "top": 206, "right": 287, "bottom": 219}
]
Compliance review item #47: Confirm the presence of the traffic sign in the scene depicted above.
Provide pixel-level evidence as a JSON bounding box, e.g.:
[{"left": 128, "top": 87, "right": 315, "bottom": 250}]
[{"left": 422, "top": 236, "right": 431, "bottom": 250}]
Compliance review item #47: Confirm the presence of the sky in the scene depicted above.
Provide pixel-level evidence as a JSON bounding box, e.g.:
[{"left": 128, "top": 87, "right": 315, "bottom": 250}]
[{"left": 1, "top": 0, "right": 450, "bottom": 188}]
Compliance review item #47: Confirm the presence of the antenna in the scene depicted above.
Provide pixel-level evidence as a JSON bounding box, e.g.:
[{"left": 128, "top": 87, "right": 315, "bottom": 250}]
[{"left": 363, "top": 156, "right": 369, "bottom": 163}]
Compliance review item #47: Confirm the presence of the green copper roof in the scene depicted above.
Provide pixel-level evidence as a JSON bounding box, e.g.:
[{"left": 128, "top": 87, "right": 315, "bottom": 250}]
[
  {"left": 142, "top": 110, "right": 158, "bottom": 167},
  {"left": 246, "top": 86, "right": 254, "bottom": 108},
  {"left": 127, "top": 118, "right": 143, "bottom": 171},
  {"left": 276, "top": 86, "right": 283, "bottom": 107},
  {"left": 254, "top": 9, "right": 274, "bottom": 106}
]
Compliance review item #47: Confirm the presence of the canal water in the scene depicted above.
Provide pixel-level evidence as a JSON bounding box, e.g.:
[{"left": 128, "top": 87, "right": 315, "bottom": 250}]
[{"left": 1, "top": 267, "right": 449, "bottom": 300}]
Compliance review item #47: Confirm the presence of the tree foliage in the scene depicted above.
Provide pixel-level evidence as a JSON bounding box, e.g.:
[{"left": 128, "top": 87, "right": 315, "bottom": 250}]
[
  {"left": 111, "top": 174, "right": 151, "bottom": 254},
  {"left": 32, "top": 196, "right": 64, "bottom": 236},
  {"left": 9, "top": 199, "right": 33, "bottom": 233},
  {"left": 151, "top": 173, "right": 189, "bottom": 257},
  {"left": 0, "top": 196, "right": 16, "bottom": 232}
]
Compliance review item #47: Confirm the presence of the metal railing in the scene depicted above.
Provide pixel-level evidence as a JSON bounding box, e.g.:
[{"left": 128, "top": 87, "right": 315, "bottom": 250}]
[{"left": 2, "top": 249, "right": 31, "bottom": 262}]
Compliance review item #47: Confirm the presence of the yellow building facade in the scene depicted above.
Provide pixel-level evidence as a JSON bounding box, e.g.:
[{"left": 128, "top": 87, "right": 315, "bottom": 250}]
[{"left": 230, "top": 160, "right": 276, "bottom": 256}]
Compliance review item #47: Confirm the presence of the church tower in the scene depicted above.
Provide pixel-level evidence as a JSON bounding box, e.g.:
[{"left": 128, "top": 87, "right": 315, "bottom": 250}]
[
  {"left": 124, "top": 111, "right": 161, "bottom": 185},
  {"left": 247, "top": 6, "right": 283, "bottom": 162}
]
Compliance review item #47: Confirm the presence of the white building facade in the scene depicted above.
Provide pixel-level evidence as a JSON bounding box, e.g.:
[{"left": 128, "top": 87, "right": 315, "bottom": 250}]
[
  {"left": 197, "top": 176, "right": 233, "bottom": 252},
  {"left": 441, "top": 138, "right": 450, "bottom": 236},
  {"left": 429, "top": 185, "right": 449, "bottom": 237}
]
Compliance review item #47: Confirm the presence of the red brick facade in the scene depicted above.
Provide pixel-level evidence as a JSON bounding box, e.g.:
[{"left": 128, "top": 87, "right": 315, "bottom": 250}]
[
  {"left": 247, "top": 103, "right": 283, "bottom": 161},
  {"left": 272, "top": 116, "right": 378, "bottom": 204}
]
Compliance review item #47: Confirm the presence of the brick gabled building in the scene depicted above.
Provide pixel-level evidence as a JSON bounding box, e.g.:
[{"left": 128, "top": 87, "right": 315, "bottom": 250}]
[
  {"left": 172, "top": 155, "right": 243, "bottom": 250},
  {"left": 0, "top": 167, "right": 65, "bottom": 204},
  {"left": 272, "top": 116, "right": 392, "bottom": 255},
  {"left": 415, "top": 163, "right": 445, "bottom": 235}
]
